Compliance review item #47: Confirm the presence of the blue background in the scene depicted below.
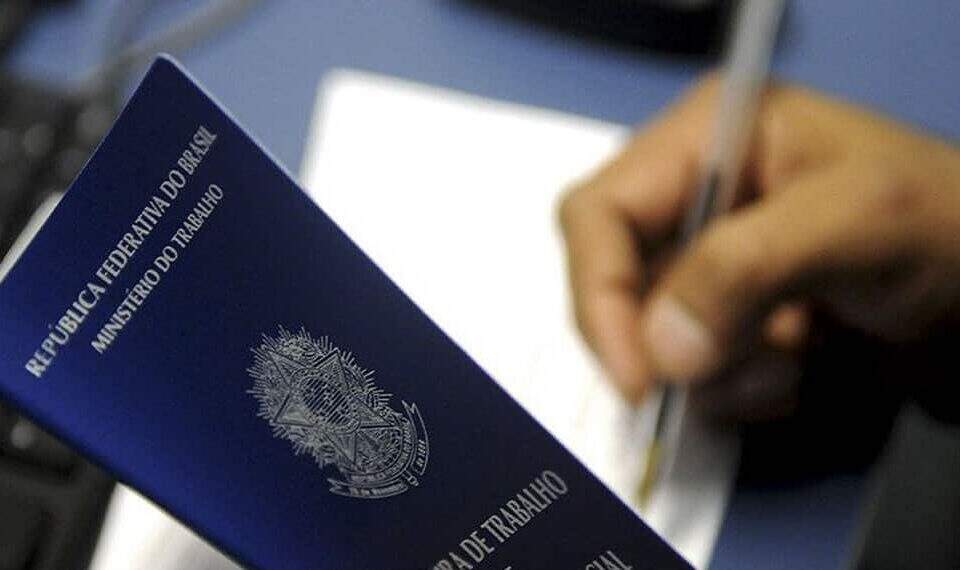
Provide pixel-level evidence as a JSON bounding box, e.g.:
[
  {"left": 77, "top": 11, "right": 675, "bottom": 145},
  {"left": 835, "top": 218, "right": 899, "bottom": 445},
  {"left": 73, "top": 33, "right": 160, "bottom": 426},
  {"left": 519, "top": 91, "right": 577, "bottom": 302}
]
[{"left": 6, "top": 1, "right": 960, "bottom": 568}]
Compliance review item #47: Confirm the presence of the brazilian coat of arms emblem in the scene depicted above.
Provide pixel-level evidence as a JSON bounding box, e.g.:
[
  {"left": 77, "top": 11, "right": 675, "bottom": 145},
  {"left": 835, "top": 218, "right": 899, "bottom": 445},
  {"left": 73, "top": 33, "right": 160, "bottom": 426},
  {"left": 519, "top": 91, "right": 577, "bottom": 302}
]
[{"left": 247, "top": 327, "right": 429, "bottom": 499}]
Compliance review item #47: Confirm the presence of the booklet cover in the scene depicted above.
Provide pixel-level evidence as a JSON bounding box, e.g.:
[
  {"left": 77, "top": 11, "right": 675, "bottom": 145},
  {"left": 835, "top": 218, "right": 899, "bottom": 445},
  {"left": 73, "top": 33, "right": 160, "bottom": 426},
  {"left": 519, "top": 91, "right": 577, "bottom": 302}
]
[{"left": 0, "top": 57, "right": 690, "bottom": 569}]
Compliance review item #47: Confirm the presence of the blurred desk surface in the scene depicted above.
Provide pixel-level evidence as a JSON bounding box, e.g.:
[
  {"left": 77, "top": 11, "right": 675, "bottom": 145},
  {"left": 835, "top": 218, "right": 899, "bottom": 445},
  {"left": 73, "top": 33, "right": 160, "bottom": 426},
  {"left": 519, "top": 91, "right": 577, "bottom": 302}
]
[{"left": 7, "top": 1, "right": 960, "bottom": 569}]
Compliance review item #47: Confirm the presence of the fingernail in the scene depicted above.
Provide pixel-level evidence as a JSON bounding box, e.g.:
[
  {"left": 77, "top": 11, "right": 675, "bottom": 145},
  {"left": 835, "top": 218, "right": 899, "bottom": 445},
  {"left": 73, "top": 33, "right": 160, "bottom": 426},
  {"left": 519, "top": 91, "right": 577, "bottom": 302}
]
[
  {"left": 599, "top": 335, "right": 649, "bottom": 403},
  {"left": 643, "top": 295, "right": 715, "bottom": 382}
]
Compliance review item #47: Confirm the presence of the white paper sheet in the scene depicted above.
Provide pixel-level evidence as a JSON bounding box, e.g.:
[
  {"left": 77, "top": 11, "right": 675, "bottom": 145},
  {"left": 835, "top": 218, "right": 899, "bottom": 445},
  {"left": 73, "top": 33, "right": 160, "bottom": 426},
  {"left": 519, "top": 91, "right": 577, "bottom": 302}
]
[{"left": 300, "top": 69, "right": 741, "bottom": 568}]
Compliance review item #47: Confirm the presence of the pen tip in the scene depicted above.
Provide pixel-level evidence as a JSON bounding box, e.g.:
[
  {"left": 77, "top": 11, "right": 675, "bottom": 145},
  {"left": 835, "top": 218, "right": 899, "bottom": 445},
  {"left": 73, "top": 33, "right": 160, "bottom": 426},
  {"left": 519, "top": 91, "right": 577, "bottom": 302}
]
[{"left": 637, "top": 442, "right": 662, "bottom": 511}]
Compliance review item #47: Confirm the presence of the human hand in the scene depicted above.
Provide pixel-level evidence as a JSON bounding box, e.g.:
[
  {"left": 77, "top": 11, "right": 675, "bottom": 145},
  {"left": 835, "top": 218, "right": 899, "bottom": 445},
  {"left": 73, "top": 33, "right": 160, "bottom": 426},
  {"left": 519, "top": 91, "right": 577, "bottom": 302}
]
[{"left": 558, "top": 75, "right": 960, "bottom": 420}]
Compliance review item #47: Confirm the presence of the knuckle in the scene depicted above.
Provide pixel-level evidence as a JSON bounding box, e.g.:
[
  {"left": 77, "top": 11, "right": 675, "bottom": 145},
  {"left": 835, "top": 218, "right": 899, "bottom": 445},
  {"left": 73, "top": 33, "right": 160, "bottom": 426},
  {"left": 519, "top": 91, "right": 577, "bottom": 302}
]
[
  {"left": 755, "top": 86, "right": 833, "bottom": 192},
  {"left": 863, "top": 158, "right": 926, "bottom": 218},
  {"left": 671, "top": 73, "right": 722, "bottom": 121},
  {"left": 757, "top": 107, "right": 800, "bottom": 187},
  {"left": 690, "top": 72, "right": 721, "bottom": 101}
]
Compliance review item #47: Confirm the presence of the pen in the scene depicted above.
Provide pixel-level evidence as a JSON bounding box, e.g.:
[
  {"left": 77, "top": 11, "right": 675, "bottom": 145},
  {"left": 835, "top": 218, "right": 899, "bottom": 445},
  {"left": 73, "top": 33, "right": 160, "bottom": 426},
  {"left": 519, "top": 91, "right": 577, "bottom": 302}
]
[{"left": 637, "top": 0, "right": 786, "bottom": 510}]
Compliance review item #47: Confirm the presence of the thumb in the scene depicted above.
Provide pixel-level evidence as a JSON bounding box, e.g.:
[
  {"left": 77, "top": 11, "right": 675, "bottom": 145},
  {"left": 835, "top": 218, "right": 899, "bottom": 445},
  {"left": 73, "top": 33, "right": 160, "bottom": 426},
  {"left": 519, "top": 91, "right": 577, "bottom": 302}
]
[{"left": 639, "top": 163, "right": 906, "bottom": 383}]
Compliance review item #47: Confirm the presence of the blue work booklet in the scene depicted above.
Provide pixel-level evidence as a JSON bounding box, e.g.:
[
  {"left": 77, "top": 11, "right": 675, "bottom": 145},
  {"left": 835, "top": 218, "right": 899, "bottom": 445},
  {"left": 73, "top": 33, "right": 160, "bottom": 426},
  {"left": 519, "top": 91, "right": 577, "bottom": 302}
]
[{"left": 0, "top": 57, "right": 690, "bottom": 569}]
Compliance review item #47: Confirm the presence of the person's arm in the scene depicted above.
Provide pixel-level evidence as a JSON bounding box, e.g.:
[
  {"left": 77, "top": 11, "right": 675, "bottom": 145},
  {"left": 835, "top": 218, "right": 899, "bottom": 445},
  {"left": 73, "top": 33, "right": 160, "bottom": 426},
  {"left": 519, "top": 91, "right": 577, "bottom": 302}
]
[{"left": 558, "top": 75, "right": 960, "bottom": 421}]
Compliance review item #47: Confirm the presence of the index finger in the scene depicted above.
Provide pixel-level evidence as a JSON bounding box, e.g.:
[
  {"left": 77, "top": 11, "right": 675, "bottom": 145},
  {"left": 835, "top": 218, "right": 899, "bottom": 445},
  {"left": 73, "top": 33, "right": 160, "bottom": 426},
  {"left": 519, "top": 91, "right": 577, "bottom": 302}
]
[{"left": 557, "top": 98, "right": 708, "bottom": 401}]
